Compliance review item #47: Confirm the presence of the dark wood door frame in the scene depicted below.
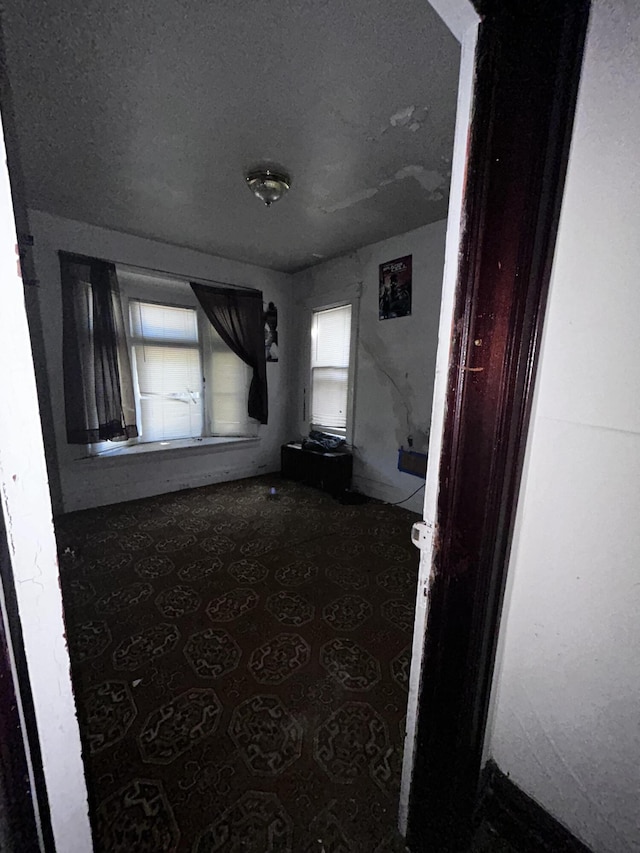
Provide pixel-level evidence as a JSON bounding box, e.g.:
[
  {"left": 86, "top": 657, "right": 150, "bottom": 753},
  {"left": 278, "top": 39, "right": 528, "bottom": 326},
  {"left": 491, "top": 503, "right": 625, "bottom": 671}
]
[{"left": 407, "top": 0, "right": 590, "bottom": 848}]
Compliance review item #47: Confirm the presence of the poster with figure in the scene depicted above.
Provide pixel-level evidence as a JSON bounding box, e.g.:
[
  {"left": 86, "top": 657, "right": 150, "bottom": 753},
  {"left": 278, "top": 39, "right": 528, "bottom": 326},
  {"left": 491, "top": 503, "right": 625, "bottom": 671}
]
[
  {"left": 264, "top": 301, "right": 278, "bottom": 362},
  {"left": 379, "top": 255, "right": 412, "bottom": 320}
]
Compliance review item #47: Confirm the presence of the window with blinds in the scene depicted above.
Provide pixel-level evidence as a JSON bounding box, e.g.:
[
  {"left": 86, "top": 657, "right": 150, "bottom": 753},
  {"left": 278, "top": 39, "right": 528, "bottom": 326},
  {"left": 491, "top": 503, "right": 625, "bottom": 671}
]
[
  {"left": 205, "top": 324, "right": 254, "bottom": 437},
  {"left": 129, "top": 300, "right": 203, "bottom": 442},
  {"left": 310, "top": 304, "right": 352, "bottom": 434}
]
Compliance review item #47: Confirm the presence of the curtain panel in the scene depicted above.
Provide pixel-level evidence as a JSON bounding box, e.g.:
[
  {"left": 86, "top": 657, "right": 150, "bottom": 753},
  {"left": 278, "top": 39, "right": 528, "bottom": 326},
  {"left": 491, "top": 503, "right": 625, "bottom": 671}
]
[
  {"left": 60, "top": 253, "right": 138, "bottom": 444},
  {"left": 190, "top": 283, "right": 268, "bottom": 425}
]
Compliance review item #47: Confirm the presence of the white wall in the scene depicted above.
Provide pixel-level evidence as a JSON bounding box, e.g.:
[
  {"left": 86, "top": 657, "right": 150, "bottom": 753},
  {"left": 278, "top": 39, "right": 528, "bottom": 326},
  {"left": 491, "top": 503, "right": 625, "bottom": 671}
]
[
  {"left": 292, "top": 220, "right": 447, "bottom": 513},
  {"left": 487, "top": 3, "right": 640, "bottom": 851},
  {"left": 28, "top": 210, "right": 294, "bottom": 512},
  {"left": 0, "top": 130, "right": 92, "bottom": 849}
]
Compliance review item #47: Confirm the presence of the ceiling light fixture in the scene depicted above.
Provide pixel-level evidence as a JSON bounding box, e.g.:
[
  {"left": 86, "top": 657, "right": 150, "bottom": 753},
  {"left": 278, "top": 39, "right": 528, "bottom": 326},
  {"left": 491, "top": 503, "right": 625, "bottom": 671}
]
[{"left": 245, "top": 166, "right": 291, "bottom": 207}]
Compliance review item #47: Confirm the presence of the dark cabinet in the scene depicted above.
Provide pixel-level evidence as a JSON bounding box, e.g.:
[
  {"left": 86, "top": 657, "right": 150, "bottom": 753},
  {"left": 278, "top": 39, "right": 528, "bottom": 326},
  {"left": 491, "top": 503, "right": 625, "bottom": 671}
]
[{"left": 281, "top": 443, "right": 352, "bottom": 496}]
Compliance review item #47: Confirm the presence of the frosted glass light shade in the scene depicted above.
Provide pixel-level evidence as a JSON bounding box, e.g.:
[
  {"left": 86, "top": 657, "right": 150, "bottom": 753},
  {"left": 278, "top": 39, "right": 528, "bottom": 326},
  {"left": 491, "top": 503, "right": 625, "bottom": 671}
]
[{"left": 245, "top": 168, "right": 291, "bottom": 206}]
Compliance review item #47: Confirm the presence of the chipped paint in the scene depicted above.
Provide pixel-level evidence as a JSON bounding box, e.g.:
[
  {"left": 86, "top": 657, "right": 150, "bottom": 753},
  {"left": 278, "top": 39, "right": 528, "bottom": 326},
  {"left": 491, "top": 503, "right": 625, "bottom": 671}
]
[
  {"left": 367, "top": 105, "right": 430, "bottom": 143},
  {"left": 390, "top": 105, "right": 415, "bottom": 127},
  {"left": 319, "top": 164, "right": 447, "bottom": 214},
  {"left": 394, "top": 165, "right": 447, "bottom": 200},
  {"left": 319, "top": 187, "right": 379, "bottom": 214},
  {"left": 389, "top": 105, "right": 429, "bottom": 131}
]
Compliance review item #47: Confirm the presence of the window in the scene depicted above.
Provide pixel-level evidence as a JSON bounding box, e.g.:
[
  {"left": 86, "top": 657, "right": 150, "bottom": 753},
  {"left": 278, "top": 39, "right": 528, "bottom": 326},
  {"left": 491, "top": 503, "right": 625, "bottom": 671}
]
[
  {"left": 206, "top": 324, "right": 253, "bottom": 437},
  {"left": 60, "top": 255, "right": 264, "bottom": 454},
  {"left": 129, "top": 300, "right": 203, "bottom": 442},
  {"left": 123, "top": 273, "right": 256, "bottom": 444},
  {"left": 310, "top": 304, "right": 352, "bottom": 436}
]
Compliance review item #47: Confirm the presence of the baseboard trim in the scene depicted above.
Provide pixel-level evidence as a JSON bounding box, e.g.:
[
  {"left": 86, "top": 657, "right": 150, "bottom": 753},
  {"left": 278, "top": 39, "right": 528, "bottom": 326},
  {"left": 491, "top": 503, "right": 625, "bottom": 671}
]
[
  {"left": 59, "top": 464, "right": 278, "bottom": 512},
  {"left": 479, "top": 761, "right": 593, "bottom": 853},
  {"left": 351, "top": 474, "right": 424, "bottom": 513}
]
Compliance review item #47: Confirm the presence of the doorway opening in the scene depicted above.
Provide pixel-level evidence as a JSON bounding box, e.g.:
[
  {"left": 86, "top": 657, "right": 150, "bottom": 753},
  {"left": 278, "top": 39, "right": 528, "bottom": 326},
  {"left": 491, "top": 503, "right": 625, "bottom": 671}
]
[
  {"left": 0, "top": 0, "right": 463, "bottom": 849},
  {"left": 0, "top": 0, "right": 590, "bottom": 849}
]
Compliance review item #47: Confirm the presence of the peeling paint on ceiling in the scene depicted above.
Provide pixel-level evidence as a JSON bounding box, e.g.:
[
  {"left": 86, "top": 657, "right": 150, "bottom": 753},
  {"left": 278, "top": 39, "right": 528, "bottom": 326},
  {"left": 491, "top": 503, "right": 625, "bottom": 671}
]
[
  {"left": 319, "top": 163, "right": 448, "bottom": 214},
  {"left": 319, "top": 187, "right": 380, "bottom": 215},
  {"left": 2, "top": 0, "right": 460, "bottom": 273},
  {"left": 393, "top": 165, "right": 447, "bottom": 201},
  {"left": 389, "top": 105, "right": 430, "bottom": 132}
]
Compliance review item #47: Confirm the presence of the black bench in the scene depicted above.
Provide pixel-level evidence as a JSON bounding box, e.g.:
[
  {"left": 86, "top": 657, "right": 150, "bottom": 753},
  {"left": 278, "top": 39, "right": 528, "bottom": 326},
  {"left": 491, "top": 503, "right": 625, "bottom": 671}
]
[{"left": 280, "top": 442, "right": 353, "bottom": 497}]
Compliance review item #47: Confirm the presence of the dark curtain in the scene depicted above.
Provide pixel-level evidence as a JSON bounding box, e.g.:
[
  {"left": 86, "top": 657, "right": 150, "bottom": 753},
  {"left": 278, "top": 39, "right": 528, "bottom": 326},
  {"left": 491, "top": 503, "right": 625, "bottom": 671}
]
[
  {"left": 60, "top": 253, "right": 138, "bottom": 443},
  {"left": 191, "top": 283, "right": 268, "bottom": 425}
]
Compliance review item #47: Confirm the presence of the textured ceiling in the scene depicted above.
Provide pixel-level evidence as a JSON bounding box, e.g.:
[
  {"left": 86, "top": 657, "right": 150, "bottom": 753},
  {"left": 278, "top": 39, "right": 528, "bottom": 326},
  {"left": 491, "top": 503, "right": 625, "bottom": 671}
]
[{"left": 2, "top": 0, "right": 460, "bottom": 273}]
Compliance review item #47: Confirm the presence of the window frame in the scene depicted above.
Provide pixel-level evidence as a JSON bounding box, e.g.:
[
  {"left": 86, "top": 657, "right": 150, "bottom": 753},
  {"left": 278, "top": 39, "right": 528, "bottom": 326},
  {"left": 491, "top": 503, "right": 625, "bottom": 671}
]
[
  {"left": 87, "top": 267, "right": 257, "bottom": 454},
  {"left": 305, "top": 296, "right": 358, "bottom": 446},
  {"left": 128, "top": 296, "right": 205, "bottom": 444}
]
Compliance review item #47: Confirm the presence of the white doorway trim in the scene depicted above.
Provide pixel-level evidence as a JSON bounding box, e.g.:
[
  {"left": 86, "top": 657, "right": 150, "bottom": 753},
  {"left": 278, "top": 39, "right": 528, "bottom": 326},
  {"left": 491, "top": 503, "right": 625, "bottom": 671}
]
[
  {"left": 0, "top": 115, "right": 93, "bottom": 851},
  {"left": 399, "top": 0, "right": 479, "bottom": 834}
]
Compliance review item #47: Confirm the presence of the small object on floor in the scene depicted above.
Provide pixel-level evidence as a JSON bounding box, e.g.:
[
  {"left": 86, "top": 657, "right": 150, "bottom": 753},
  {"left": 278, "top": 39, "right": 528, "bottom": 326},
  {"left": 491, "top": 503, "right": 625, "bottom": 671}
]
[
  {"left": 338, "top": 489, "right": 369, "bottom": 505},
  {"left": 267, "top": 486, "right": 279, "bottom": 500}
]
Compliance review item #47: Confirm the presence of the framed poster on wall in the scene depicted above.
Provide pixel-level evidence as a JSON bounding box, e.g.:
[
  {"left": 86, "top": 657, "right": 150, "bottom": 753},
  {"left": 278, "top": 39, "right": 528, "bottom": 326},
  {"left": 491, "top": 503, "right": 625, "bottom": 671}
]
[{"left": 379, "top": 254, "right": 412, "bottom": 320}]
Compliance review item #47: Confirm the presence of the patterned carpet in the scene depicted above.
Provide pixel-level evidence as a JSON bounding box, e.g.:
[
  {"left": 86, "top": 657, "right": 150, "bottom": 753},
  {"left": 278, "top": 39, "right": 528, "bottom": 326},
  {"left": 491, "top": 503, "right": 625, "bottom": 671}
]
[{"left": 56, "top": 475, "right": 421, "bottom": 853}]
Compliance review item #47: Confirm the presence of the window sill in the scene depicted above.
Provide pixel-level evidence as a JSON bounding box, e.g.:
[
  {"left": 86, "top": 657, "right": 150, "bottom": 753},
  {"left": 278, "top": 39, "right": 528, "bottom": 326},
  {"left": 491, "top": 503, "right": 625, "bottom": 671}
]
[{"left": 80, "top": 435, "right": 259, "bottom": 463}]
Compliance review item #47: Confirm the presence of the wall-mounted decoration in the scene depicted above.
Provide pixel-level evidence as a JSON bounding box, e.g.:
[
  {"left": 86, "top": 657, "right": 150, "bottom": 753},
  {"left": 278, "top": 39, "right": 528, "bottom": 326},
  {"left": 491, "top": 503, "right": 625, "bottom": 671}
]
[
  {"left": 264, "top": 301, "right": 278, "bottom": 362},
  {"left": 379, "top": 254, "right": 412, "bottom": 320}
]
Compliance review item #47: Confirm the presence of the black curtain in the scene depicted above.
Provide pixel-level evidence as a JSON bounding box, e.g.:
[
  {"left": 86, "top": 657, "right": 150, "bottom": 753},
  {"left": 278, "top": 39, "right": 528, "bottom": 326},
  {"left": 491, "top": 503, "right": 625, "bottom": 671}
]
[
  {"left": 191, "top": 283, "right": 268, "bottom": 425},
  {"left": 60, "top": 253, "right": 138, "bottom": 443}
]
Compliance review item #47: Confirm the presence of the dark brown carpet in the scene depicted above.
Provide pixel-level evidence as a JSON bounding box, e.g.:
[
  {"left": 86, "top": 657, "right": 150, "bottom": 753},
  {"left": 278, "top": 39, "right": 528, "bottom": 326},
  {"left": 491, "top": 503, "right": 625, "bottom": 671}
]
[{"left": 56, "top": 475, "right": 421, "bottom": 853}]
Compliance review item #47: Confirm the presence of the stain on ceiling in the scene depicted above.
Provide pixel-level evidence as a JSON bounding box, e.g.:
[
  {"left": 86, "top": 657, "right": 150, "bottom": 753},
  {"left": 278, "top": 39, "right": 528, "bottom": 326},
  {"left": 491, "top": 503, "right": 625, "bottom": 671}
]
[{"left": 2, "top": 0, "right": 460, "bottom": 273}]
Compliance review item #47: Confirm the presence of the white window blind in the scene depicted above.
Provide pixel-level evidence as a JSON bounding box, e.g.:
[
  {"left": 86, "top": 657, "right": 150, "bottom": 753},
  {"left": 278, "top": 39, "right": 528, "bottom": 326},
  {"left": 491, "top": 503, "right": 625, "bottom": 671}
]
[
  {"left": 205, "top": 324, "right": 254, "bottom": 437},
  {"left": 311, "top": 304, "right": 352, "bottom": 432},
  {"left": 129, "top": 300, "right": 203, "bottom": 442}
]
